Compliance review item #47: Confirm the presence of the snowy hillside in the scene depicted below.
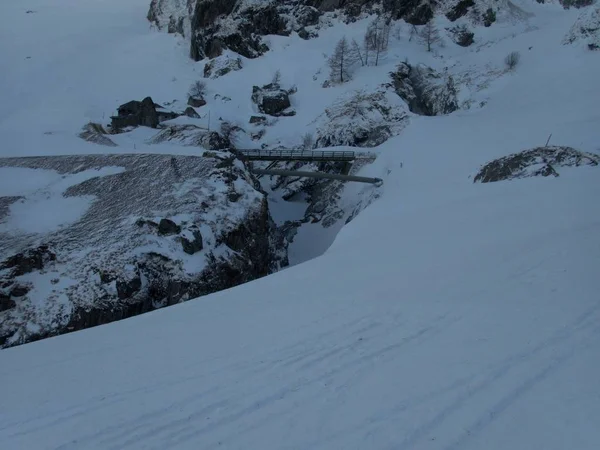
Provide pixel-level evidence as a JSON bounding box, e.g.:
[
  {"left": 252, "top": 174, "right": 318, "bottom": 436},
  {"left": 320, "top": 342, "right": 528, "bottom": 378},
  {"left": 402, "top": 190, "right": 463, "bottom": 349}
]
[{"left": 1, "top": 0, "right": 600, "bottom": 448}]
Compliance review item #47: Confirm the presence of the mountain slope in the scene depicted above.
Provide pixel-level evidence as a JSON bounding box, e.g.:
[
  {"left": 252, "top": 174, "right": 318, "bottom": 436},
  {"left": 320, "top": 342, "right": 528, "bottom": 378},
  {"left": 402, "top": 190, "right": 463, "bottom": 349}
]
[{"left": 1, "top": 0, "right": 600, "bottom": 449}]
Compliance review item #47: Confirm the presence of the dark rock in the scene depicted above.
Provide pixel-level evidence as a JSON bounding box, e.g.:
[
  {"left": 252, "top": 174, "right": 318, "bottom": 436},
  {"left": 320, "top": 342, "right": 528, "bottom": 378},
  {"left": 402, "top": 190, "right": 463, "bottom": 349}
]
[
  {"left": 297, "top": 28, "right": 310, "bottom": 40},
  {"left": 184, "top": 106, "right": 201, "bottom": 118},
  {"left": 449, "top": 25, "right": 475, "bottom": 47},
  {"left": 158, "top": 218, "right": 181, "bottom": 235},
  {"left": 204, "top": 131, "right": 231, "bottom": 150},
  {"left": 560, "top": 0, "right": 595, "bottom": 8},
  {"left": 228, "top": 191, "right": 242, "bottom": 202},
  {"left": 251, "top": 85, "right": 294, "bottom": 117},
  {"left": 250, "top": 115, "right": 267, "bottom": 124},
  {"left": 187, "top": 96, "right": 207, "bottom": 108},
  {"left": 10, "top": 285, "right": 30, "bottom": 297},
  {"left": 111, "top": 97, "right": 159, "bottom": 130},
  {"left": 474, "top": 146, "right": 599, "bottom": 183},
  {"left": 446, "top": 0, "right": 475, "bottom": 22},
  {"left": 1, "top": 246, "right": 56, "bottom": 277},
  {"left": 391, "top": 63, "right": 459, "bottom": 116},
  {"left": 180, "top": 229, "right": 204, "bottom": 255},
  {"left": 385, "top": 0, "right": 434, "bottom": 26},
  {"left": 483, "top": 8, "right": 496, "bottom": 27},
  {"left": 0, "top": 295, "right": 16, "bottom": 312},
  {"left": 116, "top": 273, "right": 142, "bottom": 300}
]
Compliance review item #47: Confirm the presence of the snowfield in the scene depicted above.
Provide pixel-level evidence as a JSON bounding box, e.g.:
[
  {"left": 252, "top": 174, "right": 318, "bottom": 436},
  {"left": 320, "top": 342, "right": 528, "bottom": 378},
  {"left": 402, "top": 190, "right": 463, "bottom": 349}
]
[{"left": 1, "top": 0, "right": 600, "bottom": 449}]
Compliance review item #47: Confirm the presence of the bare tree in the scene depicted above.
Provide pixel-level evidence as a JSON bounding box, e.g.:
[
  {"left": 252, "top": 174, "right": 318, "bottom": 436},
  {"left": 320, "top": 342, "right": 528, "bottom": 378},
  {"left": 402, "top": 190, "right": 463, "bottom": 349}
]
[
  {"left": 328, "top": 36, "right": 358, "bottom": 83},
  {"left": 504, "top": 51, "right": 521, "bottom": 71},
  {"left": 272, "top": 69, "right": 282, "bottom": 85},
  {"left": 365, "top": 15, "right": 391, "bottom": 66},
  {"left": 419, "top": 21, "right": 441, "bottom": 52},
  {"left": 301, "top": 132, "right": 314, "bottom": 150},
  {"left": 188, "top": 80, "right": 207, "bottom": 98},
  {"left": 351, "top": 39, "right": 365, "bottom": 67}
]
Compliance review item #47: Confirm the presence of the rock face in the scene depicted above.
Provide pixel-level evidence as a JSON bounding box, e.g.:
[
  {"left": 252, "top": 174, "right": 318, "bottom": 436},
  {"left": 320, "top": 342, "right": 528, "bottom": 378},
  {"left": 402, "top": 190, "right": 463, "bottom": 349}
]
[
  {"left": 474, "top": 146, "right": 599, "bottom": 183},
  {"left": 147, "top": 0, "right": 448, "bottom": 61},
  {"left": 111, "top": 97, "right": 160, "bottom": 129},
  {"left": 0, "top": 153, "right": 288, "bottom": 348},
  {"left": 563, "top": 5, "right": 600, "bottom": 50},
  {"left": 251, "top": 83, "right": 295, "bottom": 117},
  {"left": 315, "top": 88, "right": 409, "bottom": 148},
  {"left": 391, "top": 62, "right": 459, "bottom": 116},
  {"left": 446, "top": 0, "right": 475, "bottom": 22}
]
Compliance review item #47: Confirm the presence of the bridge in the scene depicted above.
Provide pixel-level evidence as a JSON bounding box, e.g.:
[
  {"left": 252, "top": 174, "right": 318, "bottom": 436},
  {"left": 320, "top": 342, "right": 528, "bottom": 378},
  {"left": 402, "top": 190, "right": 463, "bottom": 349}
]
[
  {"left": 238, "top": 149, "right": 382, "bottom": 186},
  {"left": 251, "top": 169, "right": 382, "bottom": 185},
  {"left": 238, "top": 149, "right": 357, "bottom": 163}
]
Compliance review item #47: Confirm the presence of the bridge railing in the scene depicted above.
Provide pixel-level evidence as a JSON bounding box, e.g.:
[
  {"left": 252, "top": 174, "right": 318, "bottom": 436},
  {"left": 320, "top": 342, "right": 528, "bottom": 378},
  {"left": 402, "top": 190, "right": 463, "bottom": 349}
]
[{"left": 238, "top": 149, "right": 356, "bottom": 161}]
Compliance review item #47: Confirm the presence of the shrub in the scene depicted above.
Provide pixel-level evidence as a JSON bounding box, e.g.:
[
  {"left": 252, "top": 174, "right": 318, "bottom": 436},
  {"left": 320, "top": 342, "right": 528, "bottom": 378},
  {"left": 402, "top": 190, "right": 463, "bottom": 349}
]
[
  {"left": 188, "top": 80, "right": 206, "bottom": 98},
  {"left": 504, "top": 51, "right": 521, "bottom": 71}
]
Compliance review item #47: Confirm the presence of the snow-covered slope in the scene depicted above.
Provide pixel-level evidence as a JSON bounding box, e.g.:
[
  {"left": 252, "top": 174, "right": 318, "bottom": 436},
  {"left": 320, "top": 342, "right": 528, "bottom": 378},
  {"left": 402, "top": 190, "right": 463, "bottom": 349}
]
[{"left": 1, "top": 0, "right": 600, "bottom": 449}]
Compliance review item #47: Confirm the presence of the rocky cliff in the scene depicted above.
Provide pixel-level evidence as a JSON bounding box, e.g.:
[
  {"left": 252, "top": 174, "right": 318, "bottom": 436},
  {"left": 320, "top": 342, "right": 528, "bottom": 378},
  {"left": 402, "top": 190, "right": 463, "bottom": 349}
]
[{"left": 0, "top": 153, "right": 288, "bottom": 347}]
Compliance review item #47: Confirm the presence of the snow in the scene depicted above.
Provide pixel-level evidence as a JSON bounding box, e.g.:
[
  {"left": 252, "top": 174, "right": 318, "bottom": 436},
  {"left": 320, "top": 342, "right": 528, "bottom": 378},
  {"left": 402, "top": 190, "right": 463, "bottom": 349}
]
[
  {"left": 1, "top": 0, "right": 600, "bottom": 449},
  {"left": 0, "top": 167, "right": 125, "bottom": 235}
]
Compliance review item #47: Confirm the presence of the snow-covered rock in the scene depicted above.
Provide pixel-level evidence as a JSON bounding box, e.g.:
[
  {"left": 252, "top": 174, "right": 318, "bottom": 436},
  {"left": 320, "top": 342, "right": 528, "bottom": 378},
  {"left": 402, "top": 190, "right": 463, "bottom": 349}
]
[
  {"left": 251, "top": 83, "right": 296, "bottom": 117},
  {"left": 0, "top": 153, "right": 288, "bottom": 347},
  {"left": 203, "top": 54, "right": 243, "bottom": 78},
  {"left": 315, "top": 88, "right": 409, "bottom": 148},
  {"left": 390, "top": 62, "right": 460, "bottom": 116},
  {"left": 563, "top": 5, "right": 600, "bottom": 50},
  {"left": 474, "top": 146, "right": 600, "bottom": 183}
]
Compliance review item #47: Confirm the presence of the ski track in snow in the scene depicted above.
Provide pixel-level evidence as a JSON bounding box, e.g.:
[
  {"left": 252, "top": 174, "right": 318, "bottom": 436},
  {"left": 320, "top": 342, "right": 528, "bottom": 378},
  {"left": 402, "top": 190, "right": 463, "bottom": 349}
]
[{"left": 1, "top": 0, "right": 600, "bottom": 449}]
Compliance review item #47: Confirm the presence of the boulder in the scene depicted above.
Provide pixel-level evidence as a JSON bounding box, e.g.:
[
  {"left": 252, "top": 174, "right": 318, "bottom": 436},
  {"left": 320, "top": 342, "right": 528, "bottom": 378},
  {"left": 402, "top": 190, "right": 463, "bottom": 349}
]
[
  {"left": 158, "top": 218, "right": 181, "bottom": 235},
  {"left": 183, "top": 106, "right": 201, "bottom": 118},
  {"left": 448, "top": 25, "right": 475, "bottom": 47},
  {"left": 180, "top": 229, "right": 204, "bottom": 255},
  {"left": 187, "top": 96, "right": 207, "bottom": 107},
  {"left": 111, "top": 97, "right": 159, "bottom": 129},
  {"left": 474, "top": 146, "right": 599, "bottom": 183},
  {"left": 249, "top": 115, "right": 267, "bottom": 124},
  {"left": 251, "top": 84, "right": 294, "bottom": 117}
]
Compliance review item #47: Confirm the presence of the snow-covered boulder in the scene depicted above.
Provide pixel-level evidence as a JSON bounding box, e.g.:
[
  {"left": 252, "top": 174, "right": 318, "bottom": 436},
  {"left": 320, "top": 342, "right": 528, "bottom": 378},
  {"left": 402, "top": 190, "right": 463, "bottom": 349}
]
[
  {"left": 315, "top": 89, "right": 408, "bottom": 148},
  {"left": 474, "top": 146, "right": 600, "bottom": 183},
  {"left": 563, "top": 5, "right": 600, "bottom": 50},
  {"left": 390, "top": 62, "right": 459, "bottom": 116},
  {"left": 251, "top": 83, "right": 295, "bottom": 117},
  {"left": 0, "top": 153, "right": 288, "bottom": 347}
]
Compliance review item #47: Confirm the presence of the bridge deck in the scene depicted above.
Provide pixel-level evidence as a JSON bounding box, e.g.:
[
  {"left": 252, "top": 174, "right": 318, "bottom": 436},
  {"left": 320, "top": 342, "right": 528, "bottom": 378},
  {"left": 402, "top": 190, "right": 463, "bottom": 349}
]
[{"left": 238, "top": 150, "right": 356, "bottom": 162}]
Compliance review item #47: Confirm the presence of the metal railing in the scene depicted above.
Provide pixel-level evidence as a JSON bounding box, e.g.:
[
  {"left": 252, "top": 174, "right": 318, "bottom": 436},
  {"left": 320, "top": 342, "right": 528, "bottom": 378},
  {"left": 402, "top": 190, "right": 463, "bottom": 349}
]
[{"left": 238, "top": 149, "right": 356, "bottom": 162}]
